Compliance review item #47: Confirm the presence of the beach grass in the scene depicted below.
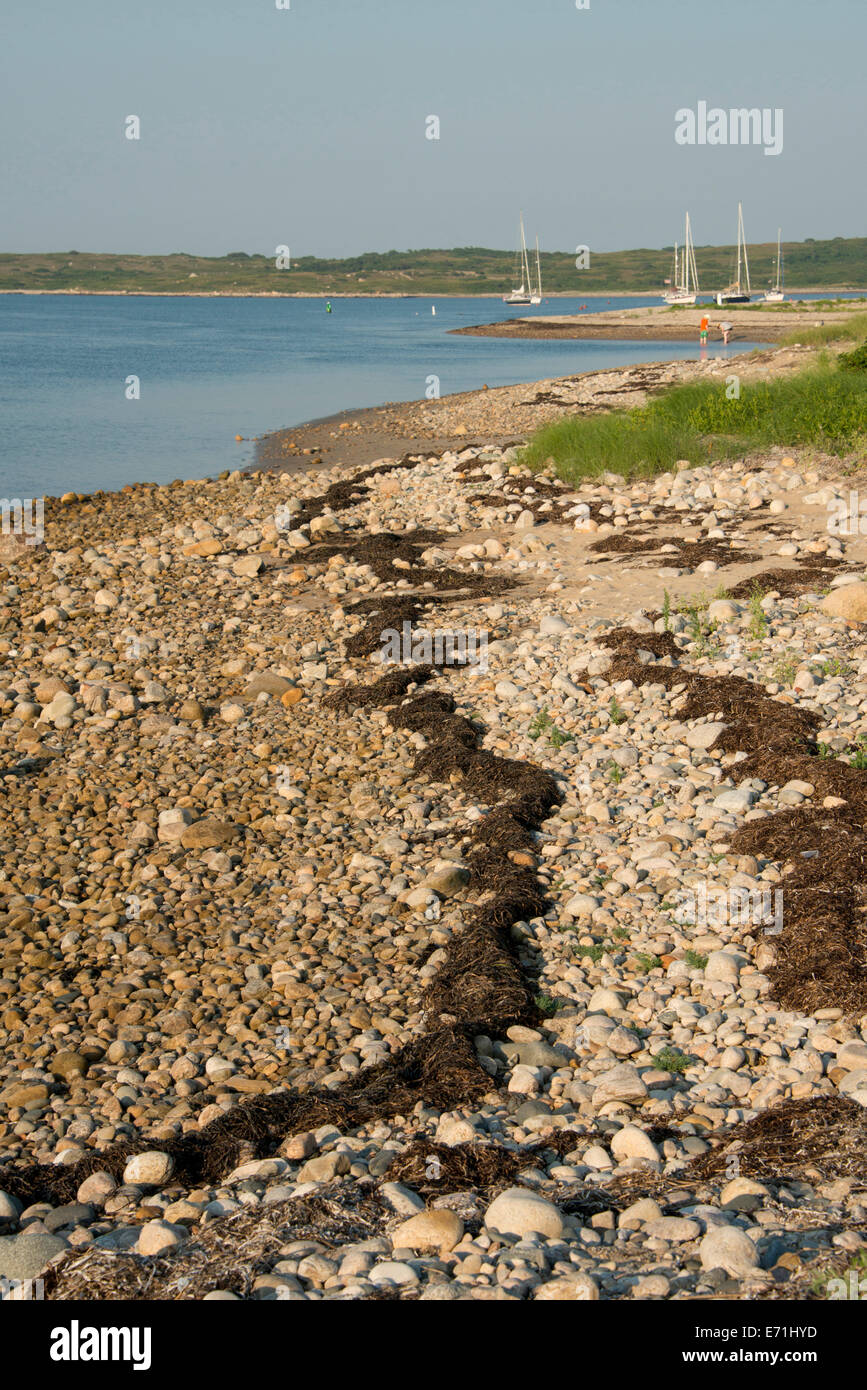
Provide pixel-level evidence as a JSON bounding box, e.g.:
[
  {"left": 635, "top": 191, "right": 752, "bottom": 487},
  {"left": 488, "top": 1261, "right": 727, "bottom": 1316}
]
[
  {"left": 520, "top": 356, "right": 867, "bottom": 484},
  {"left": 779, "top": 311, "right": 867, "bottom": 346}
]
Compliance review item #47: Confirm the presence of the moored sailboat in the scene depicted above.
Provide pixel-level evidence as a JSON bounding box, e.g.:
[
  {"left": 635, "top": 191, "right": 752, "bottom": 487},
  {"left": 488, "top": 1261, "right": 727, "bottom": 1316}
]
[
  {"left": 763, "top": 228, "right": 785, "bottom": 302},
  {"left": 530, "top": 236, "right": 542, "bottom": 305},
  {"left": 503, "top": 214, "right": 539, "bottom": 305},
  {"left": 716, "top": 202, "right": 752, "bottom": 306},
  {"left": 664, "top": 212, "right": 699, "bottom": 305}
]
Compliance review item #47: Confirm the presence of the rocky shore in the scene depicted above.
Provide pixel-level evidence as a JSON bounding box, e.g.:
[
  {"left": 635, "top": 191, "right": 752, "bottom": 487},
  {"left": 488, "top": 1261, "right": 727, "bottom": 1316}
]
[
  {"left": 255, "top": 343, "right": 816, "bottom": 476},
  {"left": 1, "top": 367, "right": 866, "bottom": 1302}
]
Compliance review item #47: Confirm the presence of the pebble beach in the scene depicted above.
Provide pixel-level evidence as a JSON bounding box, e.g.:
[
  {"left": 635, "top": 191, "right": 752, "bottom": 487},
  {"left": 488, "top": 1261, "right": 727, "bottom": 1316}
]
[{"left": 1, "top": 345, "right": 866, "bottom": 1303}]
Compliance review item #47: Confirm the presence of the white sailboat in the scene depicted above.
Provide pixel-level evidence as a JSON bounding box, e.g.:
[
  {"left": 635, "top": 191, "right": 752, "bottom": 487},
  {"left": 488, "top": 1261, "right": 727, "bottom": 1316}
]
[
  {"left": 716, "top": 202, "right": 752, "bottom": 305},
  {"left": 664, "top": 213, "right": 699, "bottom": 305},
  {"left": 763, "top": 228, "right": 785, "bottom": 302},
  {"left": 530, "top": 236, "right": 542, "bottom": 305},
  {"left": 504, "top": 214, "right": 537, "bottom": 305}
]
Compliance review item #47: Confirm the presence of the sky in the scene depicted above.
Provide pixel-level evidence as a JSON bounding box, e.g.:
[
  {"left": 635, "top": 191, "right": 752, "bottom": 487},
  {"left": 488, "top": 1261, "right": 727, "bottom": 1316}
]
[{"left": 1, "top": 0, "right": 864, "bottom": 258}]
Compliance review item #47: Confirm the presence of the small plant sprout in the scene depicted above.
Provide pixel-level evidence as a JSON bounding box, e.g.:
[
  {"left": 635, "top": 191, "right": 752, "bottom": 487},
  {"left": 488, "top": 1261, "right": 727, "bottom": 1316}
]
[
  {"left": 662, "top": 590, "right": 672, "bottom": 631},
  {"left": 748, "top": 585, "right": 768, "bottom": 640},
  {"left": 633, "top": 952, "right": 662, "bottom": 974},
  {"left": 608, "top": 696, "right": 626, "bottom": 726}
]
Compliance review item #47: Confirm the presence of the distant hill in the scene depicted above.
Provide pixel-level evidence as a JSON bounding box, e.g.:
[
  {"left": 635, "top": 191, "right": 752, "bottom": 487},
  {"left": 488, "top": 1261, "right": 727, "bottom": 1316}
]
[{"left": 1, "top": 237, "right": 865, "bottom": 295}]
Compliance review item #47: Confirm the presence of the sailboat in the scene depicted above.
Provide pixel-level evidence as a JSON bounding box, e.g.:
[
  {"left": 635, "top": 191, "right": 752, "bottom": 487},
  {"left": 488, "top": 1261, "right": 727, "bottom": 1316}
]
[
  {"left": 531, "top": 236, "right": 542, "bottom": 305},
  {"left": 763, "top": 228, "right": 785, "bottom": 302},
  {"left": 716, "top": 202, "right": 752, "bottom": 305},
  {"left": 664, "top": 213, "right": 699, "bottom": 305},
  {"left": 503, "top": 214, "right": 540, "bottom": 305}
]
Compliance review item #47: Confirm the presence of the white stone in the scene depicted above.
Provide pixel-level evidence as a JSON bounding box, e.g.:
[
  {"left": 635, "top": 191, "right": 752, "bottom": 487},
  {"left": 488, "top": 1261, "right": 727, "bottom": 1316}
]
[
  {"left": 122, "top": 1151, "right": 175, "bottom": 1187},
  {"left": 485, "top": 1188, "right": 564, "bottom": 1241},
  {"left": 610, "top": 1125, "right": 660, "bottom": 1162}
]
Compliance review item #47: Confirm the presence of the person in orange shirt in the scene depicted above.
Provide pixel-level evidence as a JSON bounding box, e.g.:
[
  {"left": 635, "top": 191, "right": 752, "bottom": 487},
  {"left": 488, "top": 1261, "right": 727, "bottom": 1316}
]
[{"left": 699, "top": 314, "right": 709, "bottom": 345}]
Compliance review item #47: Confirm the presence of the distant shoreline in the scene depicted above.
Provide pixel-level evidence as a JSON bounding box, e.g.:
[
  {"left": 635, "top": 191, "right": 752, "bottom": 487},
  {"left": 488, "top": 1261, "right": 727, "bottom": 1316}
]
[
  {"left": 1, "top": 287, "right": 865, "bottom": 300},
  {"left": 452, "top": 300, "right": 867, "bottom": 344}
]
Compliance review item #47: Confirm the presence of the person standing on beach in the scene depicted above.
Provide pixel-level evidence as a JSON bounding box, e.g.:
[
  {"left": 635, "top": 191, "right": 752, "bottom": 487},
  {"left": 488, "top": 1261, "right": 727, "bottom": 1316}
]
[
  {"left": 719, "top": 321, "right": 733, "bottom": 345},
  {"left": 699, "top": 313, "right": 709, "bottom": 346}
]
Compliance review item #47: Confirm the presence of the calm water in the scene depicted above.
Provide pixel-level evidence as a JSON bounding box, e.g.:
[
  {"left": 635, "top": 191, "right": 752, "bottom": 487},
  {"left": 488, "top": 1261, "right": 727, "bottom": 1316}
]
[{"left": 0, "top": 291, "right": 859, "bottom": 498}]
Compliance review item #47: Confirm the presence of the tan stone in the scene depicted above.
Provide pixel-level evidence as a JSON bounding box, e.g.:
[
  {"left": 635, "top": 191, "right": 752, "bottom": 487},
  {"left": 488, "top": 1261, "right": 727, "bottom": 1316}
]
[
  {"left": 391, "top": 1209, "right": 464, "bottom": 1252},
  {"left": 820, "top": 583, "right": 867, "bottom": 622}
]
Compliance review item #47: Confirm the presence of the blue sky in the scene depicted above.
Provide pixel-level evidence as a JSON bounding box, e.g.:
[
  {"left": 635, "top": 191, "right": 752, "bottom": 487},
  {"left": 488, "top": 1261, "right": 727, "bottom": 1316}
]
[{"left": 2, "top": 0, "right": 864, "bottom": 257}]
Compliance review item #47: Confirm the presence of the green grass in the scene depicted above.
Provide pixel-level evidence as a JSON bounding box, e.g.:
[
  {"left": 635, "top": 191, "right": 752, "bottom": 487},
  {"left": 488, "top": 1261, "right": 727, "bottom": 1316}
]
[
  {"left": 520, "top": 360, "right": 867, "bottom": 484},
  {"left": 684, "top": 949, "right": 709, "bottom": 970},
  {"left": 809, "top": 1252, "right": 867, "bottom": 1299},
  {"left": 780, "top": 311, "right": 867, "bottom": 346},
  {"left": 633, "top": 952, "right": 663, "bottom": 974},
  {"left": 816, "top": 656, "right": 853, "bottom": 678},
  {"left": 848, "top": 736, "right": 867, "bottom": 770},
  {"left": 839, "top": 339, "right": 867, "bottom": 371},
  {"left": 651, "top": 1046, "right": 691, "bottom": 1074},
  {"left": 573, "top": 943, "right": 606, "bottom": 964},
  {"left": 534, "top": 993, "right": 563, "bottom": 1017}
]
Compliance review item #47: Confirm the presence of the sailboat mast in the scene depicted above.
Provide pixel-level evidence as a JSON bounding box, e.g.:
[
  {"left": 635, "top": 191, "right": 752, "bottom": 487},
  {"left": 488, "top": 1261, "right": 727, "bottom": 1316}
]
[
  {"left": 776, "top": 227, "right": 782, "bottom": 291},
  {"left": 687, "top": 213, "right": 699, "bottom": 294},
  {"left": 742, "top": 206, "right": 751, "bottom": 294},
  {"left": 535, "top": 236, "right": 542, "bottom": 298},
  {"left": 516, "top": 214, "right": 525, "bottom": 291},
  {"left": 684, "top": 214, "right": 690, "bottom": 293}
]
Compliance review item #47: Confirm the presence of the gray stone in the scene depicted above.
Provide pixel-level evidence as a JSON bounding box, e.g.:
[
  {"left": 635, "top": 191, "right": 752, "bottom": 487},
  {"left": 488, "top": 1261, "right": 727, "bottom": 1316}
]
[
  {"left": 44, "top": 1203, "right": 95, "bottom": 1232},
  {"left": 592, "top": 1064, "right": 648, "bottom": 1106},
  {"left": 686, "top": 722, "right": 727, "bottom": 751},
  {"left": 369, "top": 1261, "right": 420, "bottom": 1287},
  {"left": 297, "top": 1152, "right": 351, "bottom": 1183},
  {"left": 699, "top": 1225, "right": 760, "bottom": 1276},
  {"left": 713, "top": 788, "right": 756, "bottom": 814},
  {"left": 0, "top": 1233, "right": 68, "bottom": 1281},
  {"left": 380, "top": 1183, "right": 426, "bottom": 1217}
]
